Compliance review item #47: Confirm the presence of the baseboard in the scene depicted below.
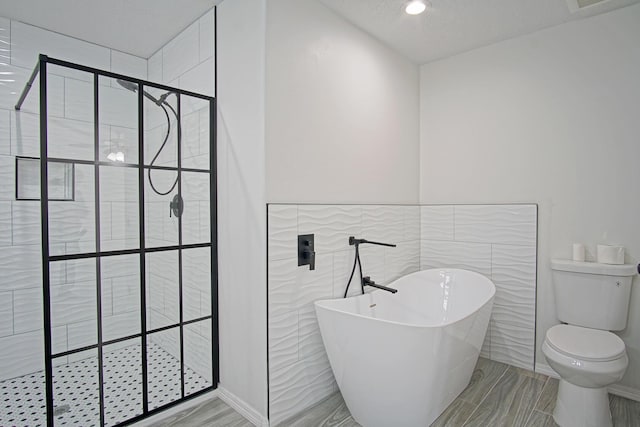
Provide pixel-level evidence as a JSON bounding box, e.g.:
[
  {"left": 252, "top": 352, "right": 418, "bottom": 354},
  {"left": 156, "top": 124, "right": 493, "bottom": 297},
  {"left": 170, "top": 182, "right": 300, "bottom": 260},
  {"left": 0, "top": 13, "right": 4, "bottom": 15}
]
[
  {"left": 535, "top": 362, "right": 640, "bottom": 402},
  {"left": 132, "top": 389, "right": 219, "bottom": 426},
  {"left": 218, "top": 386, "right": 270, "bottom": 427},
  {"left": 534, "top": 362, "right": 558, "bottom": 379}
]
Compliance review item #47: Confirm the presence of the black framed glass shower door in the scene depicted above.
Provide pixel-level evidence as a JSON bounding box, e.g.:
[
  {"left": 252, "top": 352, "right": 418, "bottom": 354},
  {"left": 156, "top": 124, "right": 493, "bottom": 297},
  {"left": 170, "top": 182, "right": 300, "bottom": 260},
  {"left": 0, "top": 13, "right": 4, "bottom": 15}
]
[{"left": 21, "top": 55, "right": 218, "bottom": 427}]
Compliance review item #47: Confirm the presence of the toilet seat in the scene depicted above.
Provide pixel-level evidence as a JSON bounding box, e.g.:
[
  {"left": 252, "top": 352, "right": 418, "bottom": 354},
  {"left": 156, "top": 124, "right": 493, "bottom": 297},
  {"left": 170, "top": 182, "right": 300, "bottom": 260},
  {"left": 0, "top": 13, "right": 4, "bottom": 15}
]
[{"left": 545, "top": 324, "right": 625, "bottom": 362}]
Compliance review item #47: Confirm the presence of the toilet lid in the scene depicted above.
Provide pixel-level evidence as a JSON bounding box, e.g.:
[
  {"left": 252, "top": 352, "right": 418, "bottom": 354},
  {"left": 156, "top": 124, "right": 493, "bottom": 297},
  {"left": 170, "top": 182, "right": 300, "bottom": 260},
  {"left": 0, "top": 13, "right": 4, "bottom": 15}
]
[{"left": 546, "top": 325, "right": 626, "bottom": 362}]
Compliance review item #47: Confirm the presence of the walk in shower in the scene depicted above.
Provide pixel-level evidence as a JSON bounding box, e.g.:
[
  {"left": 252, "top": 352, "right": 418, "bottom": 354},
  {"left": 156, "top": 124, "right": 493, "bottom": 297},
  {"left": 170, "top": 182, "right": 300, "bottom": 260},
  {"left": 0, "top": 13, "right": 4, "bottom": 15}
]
[{"left": 1, "top": 55, "right": 217, "bottom": 427}]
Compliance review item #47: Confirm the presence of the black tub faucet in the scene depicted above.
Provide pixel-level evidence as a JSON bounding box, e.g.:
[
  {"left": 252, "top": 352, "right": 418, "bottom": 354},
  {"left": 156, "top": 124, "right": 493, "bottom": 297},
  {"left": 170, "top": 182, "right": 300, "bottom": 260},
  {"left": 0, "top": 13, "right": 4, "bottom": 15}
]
[{"left": 343, "top": 236, "right": 398, "bottom": 297}]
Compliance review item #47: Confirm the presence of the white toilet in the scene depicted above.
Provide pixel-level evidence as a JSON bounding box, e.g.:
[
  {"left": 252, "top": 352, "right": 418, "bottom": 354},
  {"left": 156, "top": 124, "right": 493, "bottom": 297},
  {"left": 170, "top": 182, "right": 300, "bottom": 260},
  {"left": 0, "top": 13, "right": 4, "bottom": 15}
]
[{"left": 543, "top": 259, "right": 636, "bottom": 427}]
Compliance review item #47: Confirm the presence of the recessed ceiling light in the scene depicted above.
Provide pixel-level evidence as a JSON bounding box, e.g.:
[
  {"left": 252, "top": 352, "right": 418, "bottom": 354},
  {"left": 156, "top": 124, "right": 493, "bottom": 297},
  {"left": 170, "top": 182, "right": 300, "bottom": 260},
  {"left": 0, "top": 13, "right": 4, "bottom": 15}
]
[{"left": 405, "top": 0, "right": 427, "bottom": 15}]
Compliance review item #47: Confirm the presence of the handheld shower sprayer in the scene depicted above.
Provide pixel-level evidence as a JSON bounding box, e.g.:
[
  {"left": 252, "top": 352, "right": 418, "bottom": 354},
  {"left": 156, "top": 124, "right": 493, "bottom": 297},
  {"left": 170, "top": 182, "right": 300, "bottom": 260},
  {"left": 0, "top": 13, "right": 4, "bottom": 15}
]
[{"left": 116, "top": 79, "right": 182, "bottom": 215}]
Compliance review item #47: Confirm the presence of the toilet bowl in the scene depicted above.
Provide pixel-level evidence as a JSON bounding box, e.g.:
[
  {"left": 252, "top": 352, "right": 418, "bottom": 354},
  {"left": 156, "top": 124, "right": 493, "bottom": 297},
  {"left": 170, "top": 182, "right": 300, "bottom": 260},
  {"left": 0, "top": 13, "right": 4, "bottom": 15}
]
[
  {"left": 543, "top": 324, "right": 628, "bottom": 427},
  {"left": 545, "top": 259, "right": 635, "bottom": 427}
]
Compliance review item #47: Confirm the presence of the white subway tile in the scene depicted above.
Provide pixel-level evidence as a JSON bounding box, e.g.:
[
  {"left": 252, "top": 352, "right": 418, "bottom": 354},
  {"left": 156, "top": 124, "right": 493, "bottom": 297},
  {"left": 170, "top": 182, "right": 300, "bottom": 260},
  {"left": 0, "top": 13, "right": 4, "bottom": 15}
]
[
  {"left": 11, "top": 21, "right": 110, "bottom": 73},
  {"left": 51, "top": 281, "right": 96, "bottom": 327},
  {"left": 420, "top": 240, "right": 492, "bottom": 277},
  {"left": 100, "top": 84, "right": 138, "bottom": 129},
  {"left": 0, "top": 244, "right": 42, "bottom": 292},
  {"left": 110, "top": 51, "right": 147, "bottom": 82},
  {"left": 13, "top": 287, "right": 42, "bottom": 334},
  {"left": 179, "top": 57, "right": 214, "bottom": 97},
  {"left": 420, "top": 205, "right": 454, "bottom": 241},
  {"left": 0, "top": 330, "right": 44, "bottom": 381},
  {"left": 0, "top": 17, "right": 10, "bottom": 62},
  {"left": 184, "top": 321, "right": 213, "bottom": 383},
  {"left": 0, "top": 291, "right": 12, "bottom": 337},
  {"left": 64, "top": 77, "right": 94, "bottom": 122},
  {"left": 66, "top": 319, "right": 97, "bottom": 351},
  {"left": 10, "top": 110, "right": 39, "bottom": 157},
  {"left": 147, "top": 49, "right": 162, "bottom": 84},
  {"left": 199, "top": 9, "right": 215, "bottom": 62},
  {"left": 4, "top": 68, "right": 65, "bottom": 117},
  {"left": 454, "top": 205, "right": 536, "bottom": 246},
  {"left": 268, "top": 205, "right": 297, "bottom": 261},
  {"left": 11, "top": 201, "right": 40, "bottom": 246},
  {"left": 103, "top": 310, "right": 139, "bottom": 342},
  {"left": 162, "top": 22, "right": 199, "bottom": 84}
]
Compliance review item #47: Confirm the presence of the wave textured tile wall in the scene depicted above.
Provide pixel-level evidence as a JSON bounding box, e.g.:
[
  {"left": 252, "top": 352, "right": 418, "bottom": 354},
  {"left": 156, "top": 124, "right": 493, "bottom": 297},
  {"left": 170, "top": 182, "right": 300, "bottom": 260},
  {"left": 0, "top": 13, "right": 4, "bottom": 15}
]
[
  {"left": 421, "top": 204, "right": 537, "bottom": 369},
  {"left": 267, "top": 204, "right": 420, "bottom": 424}
]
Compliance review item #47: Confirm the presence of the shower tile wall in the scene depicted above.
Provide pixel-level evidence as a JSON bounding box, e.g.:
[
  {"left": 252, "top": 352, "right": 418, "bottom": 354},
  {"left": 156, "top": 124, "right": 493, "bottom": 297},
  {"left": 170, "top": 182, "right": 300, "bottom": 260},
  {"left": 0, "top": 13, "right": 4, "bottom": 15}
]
[
  {"left": 267, "top": 204, "right": 421, "bottom": 425},
  {"left": 420, "top": 204, "right": 537, "bottom": 370},
  {"left": 0, "top": 16, "right": 148, "bottom": 382},
  {"left": 145, "top": 8, "right": 215, "bottom": 386},
  {"left": 0, "top": 9, "right": 216, "bottom": 389}
]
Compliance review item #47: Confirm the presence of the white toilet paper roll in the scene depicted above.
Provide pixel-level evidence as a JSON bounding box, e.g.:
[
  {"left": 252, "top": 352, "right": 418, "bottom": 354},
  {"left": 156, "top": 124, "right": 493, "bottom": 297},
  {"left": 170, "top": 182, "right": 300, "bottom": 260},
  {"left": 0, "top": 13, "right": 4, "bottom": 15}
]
[
  {"left": 572, "top": 243, "right": 585, "bottom": 262},
  {"left": 596, "top": 244, "right": 625, "bottom": 265}
]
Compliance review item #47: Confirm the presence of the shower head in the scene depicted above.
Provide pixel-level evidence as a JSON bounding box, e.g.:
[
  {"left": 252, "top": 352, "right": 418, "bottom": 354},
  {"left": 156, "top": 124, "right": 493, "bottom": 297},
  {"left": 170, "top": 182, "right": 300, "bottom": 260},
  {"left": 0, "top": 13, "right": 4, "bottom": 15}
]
[
  {"left": 116, "top": 78, "right": 168, "bottom": 106},
  {"left": 116, "top": 79, "right": 138, "bottom": 93}
]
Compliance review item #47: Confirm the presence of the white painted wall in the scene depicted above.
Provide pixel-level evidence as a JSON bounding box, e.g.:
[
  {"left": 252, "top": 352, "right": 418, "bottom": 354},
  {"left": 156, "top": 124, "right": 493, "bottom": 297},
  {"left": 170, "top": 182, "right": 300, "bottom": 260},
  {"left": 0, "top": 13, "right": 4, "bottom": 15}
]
[
  {"left": 419, "top": 4, "right": 640, "bottom": 394},
  {"left": 217, "top": 0, "right": 269, "bottom": 420},
  {"left": 265, "top": 0, "right": 420, "bottom": 204}
]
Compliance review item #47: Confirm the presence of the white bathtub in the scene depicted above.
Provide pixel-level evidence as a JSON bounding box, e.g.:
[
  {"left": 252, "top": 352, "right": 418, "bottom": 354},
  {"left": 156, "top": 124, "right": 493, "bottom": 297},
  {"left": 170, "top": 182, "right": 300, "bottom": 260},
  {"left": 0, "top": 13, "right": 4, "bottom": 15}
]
[{"left": 315, "top": 268, "right": 495, "bottom": 427}]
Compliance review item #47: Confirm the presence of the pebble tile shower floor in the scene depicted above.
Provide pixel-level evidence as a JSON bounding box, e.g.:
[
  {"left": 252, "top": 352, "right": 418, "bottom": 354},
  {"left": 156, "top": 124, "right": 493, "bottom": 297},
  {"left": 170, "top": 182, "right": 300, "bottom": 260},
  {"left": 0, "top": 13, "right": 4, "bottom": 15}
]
[{"left": 0, "top": 343, "right": 211, "bottom": 427}]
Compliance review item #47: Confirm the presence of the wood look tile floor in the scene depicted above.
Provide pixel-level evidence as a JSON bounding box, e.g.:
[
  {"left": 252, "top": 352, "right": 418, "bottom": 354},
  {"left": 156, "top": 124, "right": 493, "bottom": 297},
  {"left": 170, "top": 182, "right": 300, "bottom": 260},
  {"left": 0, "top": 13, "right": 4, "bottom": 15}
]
[{"left": 162, "top": 358, "right": 640, "bottom": 426}]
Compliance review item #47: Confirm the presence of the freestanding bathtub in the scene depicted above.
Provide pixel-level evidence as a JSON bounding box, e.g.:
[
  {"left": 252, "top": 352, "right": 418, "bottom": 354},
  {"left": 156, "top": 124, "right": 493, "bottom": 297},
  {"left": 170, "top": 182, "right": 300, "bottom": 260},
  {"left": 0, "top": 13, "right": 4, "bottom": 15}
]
[{"left": 315, "top": 268, "right": 495, "bottom": 427}]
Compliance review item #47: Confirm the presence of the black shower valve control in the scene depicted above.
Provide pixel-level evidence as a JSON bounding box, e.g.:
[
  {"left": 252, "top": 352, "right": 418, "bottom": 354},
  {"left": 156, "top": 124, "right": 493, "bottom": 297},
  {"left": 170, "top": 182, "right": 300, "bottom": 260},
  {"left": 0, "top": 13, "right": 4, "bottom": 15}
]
[{"left": 298, "top": 234, "right": 316, "bottom": 271}]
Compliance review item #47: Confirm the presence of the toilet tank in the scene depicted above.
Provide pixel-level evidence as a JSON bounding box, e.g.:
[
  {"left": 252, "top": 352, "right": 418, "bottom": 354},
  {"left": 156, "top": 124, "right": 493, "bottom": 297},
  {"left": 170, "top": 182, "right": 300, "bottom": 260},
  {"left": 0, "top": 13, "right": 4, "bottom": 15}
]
[{"left": 551, "top": 259, "right": 636, "bottom": 331}]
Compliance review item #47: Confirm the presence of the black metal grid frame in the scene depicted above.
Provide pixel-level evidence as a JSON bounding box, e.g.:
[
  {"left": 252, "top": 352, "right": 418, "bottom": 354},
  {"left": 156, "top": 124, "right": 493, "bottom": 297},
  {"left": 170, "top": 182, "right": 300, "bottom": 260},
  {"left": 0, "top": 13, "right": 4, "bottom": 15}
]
[{"left": 17, "top": 54, "right": 218, "bottom": 427}]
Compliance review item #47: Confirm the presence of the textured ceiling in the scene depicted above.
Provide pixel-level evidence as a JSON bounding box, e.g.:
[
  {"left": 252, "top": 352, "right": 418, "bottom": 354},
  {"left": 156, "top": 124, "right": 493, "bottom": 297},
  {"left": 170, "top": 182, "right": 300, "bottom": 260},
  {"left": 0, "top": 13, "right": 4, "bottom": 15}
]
[
  {"left": 0, "top": 0, "right": 220, "bottom": 58},
  {"left": 317, "top": 0, "right": 640, "bottom": 64}
]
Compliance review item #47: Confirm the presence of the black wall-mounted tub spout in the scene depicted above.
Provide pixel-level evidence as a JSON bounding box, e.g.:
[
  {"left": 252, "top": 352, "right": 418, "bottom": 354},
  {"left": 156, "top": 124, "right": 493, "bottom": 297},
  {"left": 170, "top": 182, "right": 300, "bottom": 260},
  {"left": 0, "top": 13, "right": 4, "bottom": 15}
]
[{"left": 362, "top": 276, "right": 397, "bottom": 294}]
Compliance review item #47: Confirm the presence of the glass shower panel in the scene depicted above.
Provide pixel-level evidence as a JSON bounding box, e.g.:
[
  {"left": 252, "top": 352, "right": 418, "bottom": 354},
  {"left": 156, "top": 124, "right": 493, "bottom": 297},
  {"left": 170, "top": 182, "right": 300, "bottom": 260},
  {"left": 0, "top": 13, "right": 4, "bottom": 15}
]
[
  {"left": 49, "top": 163, "right": 95, "bottom": 256},
  {"left": 98, "top": 76, "right": 139, "bottom": 165},
  {"left": 103, "top": 338, "right": 143, "bottom": 426},
  {"left": 99, "top": 167, "right": 139, "bottom": 252},
  {"left": 181, "top": 95, "right": 210, "bottom": 170},
  {"left": 52, "top": 349, "right": 100, "bottom": 427},
  {"left": 144, "top": 169, "right": 179, "bottom": 248},
  {"left": 147, "top": 328, "right": 181, "bottom": 409},
  {"left": 50, "top": 258, "right": 97, "bottom": 353},
  {"left": 184, "top": 320, "right": 213, "bottom": 396},
  {"left": 146, "top": 250, "right": 179, "bottom": 331},
  {"left": 47, "top": 64, "right": 95, "bottom": 162},
  {"left": 101, "top": 255, "right": 140, "bottom": 342},
  {"left": 181, "top": 172, "right": 210, "bottom": 246},
  {"left": 182, "top": 247, "right": 211, "bottom": 322}
]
